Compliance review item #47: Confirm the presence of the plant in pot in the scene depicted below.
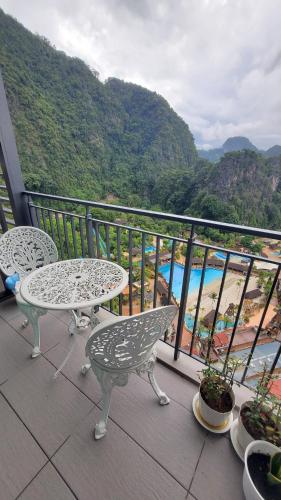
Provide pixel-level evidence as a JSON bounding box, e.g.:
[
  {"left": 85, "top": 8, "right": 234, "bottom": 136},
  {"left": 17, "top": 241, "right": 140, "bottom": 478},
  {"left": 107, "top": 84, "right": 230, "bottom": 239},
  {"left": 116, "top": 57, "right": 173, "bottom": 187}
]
[
  {"left": 197, "top": 357, "right": 241, "bottom": 430},
  {"left": 243, "top": 440, "right": 281, "bottom": 500},
  {"left": 237, "top": 365, "right": 281, "bottom": 453}
]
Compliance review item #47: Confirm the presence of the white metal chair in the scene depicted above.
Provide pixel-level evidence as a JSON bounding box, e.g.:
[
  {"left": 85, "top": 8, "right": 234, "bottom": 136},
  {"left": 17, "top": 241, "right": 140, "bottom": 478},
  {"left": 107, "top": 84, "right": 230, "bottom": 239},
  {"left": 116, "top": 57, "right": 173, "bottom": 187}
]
[
  {"left": 84, "top": 305, "right": 177, "bottom": 439},
  {"left": 0, "top": 226, "right": 58, "bottom": 357}
]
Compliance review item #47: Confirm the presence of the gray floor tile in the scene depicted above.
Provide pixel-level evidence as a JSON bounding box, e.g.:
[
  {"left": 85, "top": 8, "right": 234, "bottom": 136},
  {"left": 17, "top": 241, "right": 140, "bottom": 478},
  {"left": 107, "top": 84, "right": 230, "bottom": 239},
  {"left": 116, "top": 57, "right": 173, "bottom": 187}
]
[
  {"left": 100, "top": 373, "right": 207, "bottom": 489},
  {"left": 190, "top": 434, "right": 244, "bottom": 500},
  {"left": 52, "top": 407, "right": 187, "bottom": 500},
  {"left": 0, "top": 394, "right": 47, "bottom": 500},
  {"left": 0, "top": 296, "right": 21, "bottom": 321},
  {"left": 44, "top": 334, "right": 102, "bottom": 404},
  {"left": 19, "top": 463, "right": 75, "bottom": 500},
  {"left": 9, "top": 311, "right": 70, "bottom": 354},
  {"left": 1, "top": 356, "right": 94, "bottom": 456},
  {"left": 142, "top": 362, "right": 198, "bottom": 410},
  {"left": 0, "top": 316, "right": 36, "bottom": 384}
]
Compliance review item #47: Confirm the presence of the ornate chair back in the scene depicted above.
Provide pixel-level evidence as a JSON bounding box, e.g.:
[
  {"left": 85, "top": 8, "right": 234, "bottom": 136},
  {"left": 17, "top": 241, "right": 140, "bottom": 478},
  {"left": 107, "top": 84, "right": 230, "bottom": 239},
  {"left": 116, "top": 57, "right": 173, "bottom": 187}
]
[
  {"left": 0, "top": 226, "right": 58, "bottom": 278},
  {"left": 86, "top": 305, "right": 177, "bottom": 372}
]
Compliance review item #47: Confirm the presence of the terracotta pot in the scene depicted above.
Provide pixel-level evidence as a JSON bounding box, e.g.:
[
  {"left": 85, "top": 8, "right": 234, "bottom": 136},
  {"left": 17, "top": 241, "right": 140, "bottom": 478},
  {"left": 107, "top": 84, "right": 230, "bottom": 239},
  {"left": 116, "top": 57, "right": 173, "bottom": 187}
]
[
  {"left": 243, "top": 440, "right": 280, "bottom": 500},
  {"left": 198, "top": 380, "right": 234, "bottom": 429}
]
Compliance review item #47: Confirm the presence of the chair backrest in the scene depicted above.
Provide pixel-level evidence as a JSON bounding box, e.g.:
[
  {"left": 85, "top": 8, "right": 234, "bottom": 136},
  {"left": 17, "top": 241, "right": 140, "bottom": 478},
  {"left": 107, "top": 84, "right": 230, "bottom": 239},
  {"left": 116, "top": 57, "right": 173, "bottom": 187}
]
[
  {"left": 0, "top": 226, "right": 58, "bottom": 277},
  {"left": 86, "top": 305, "right": 177, "bottom": 371}
]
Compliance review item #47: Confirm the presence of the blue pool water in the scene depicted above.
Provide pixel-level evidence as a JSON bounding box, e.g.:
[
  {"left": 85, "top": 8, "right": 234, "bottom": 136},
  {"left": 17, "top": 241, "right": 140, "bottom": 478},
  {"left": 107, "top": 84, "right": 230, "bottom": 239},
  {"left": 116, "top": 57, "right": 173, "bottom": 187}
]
[
  {"left": 184, "top": 313, "right": 237, "bottom": 337},
  {"left": 145, "top": 246, "right": 156, "bottom": 253},
  {"left": 215, "top": 251, "right": 227, "bottom": 260},
  {"left": 159, "top": 263, "right": 223, "bottom": 300},
  {"left": 214, "top": 251, "right": 250, "bottom": 262}
]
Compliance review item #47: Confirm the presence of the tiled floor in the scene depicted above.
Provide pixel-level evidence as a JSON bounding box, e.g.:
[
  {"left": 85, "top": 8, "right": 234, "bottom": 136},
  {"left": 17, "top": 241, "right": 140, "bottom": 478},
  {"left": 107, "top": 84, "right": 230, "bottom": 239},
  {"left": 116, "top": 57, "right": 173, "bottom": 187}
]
[{"left": 0, "top": 297, "right": 245, "bottom": 500}]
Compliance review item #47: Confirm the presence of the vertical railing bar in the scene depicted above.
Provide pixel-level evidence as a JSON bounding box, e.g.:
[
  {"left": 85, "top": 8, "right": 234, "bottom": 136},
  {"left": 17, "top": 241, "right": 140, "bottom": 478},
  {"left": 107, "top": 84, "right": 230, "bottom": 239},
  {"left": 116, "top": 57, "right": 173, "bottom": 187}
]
[
  {"left": 70, "top": 215, "right": 78, "bottom": 258},
  {"left": 27, "top": 196, "right": 35, "bottom": 227},
  {"left": 128, "top": 230, "right": 133, "bottom": 315},
  {"left": 206, "top": 253, "right": 230, "bottom": 361},
  {"left": 48, "top": 210, "right": 56, "bottom": 243},
  {"left": 106, "top": 224, "right": 113, "bottom": 311},
  {"left": 241, "top": 264, "right": 281, "bottom": 383},
  {"left": 174, "top": 226, "right": 195, "bottom": 360},
  {"left": 41, "top": 208, "right": 47, "bottom": 233},
  {"left": 79, "top": 217, "right": 85, "bottom": 257},
  {"left": 140, "top": 232, "right": 146, "bottom": 312},
  {"left": 223, "top": 259, "right": 254, "bottom": 371},
  {"left": 105, "top": 224, "right": 110, "bottom": 260},
  {"left": 55, "top": 212, "right": 64, "bottom": 259},
  {"left": 94, "top": 221, "right": 101, "bottom": 259},
  {"left": 116, "top": 226, "right": 123, "bottom": 315},
  {"left": 35, "top": 206, "right": 41, "bottom": 228},
  {"left": 189, "top": 247, "right": 209, "bottom": 356},
  {"left": 153, "top": 236, "right": 161, "bottom": 308},
  {"left": 62, "top": 214, "right": 71, "bottom": 258},
  {"left": 0, "top": 203, "right": 8, "bottom": 232},
  {"left": 269, "top": 343, "right": 281, "bottom": 375},
  {"left": 86, "top": 207, "right": 95, "bottom": 258},
  {"left": 167, "top": 239, "right": 176, "bottom": 304}
]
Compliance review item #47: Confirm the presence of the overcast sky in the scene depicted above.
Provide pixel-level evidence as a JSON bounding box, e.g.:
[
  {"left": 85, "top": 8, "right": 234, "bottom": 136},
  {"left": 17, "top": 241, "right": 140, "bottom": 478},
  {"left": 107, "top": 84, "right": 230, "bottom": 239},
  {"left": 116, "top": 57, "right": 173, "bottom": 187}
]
[{"left": 1, "top": 0, "right": 281, "bottom": 149}]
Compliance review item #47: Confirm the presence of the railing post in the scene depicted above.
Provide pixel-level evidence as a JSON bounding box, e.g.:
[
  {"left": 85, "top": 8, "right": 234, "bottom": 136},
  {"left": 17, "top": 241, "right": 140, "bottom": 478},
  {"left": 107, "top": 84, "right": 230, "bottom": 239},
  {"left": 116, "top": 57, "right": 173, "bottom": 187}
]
[
  {"left": 0, "top": 71, "right": 30, "bottom": 226},
  {"left": 174, "top": 226, "right": 195, "bottom": 360}
]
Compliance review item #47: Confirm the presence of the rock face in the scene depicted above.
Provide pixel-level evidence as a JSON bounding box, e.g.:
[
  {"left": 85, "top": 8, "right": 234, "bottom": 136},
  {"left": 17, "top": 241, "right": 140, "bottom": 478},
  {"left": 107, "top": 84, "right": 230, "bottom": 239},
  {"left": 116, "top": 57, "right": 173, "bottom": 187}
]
[
  {"left": 0, "top": 8, "right": 196, "bottom": 201},
  {"left": 222, "top": 137, "right": 257, "bottom": 153}
]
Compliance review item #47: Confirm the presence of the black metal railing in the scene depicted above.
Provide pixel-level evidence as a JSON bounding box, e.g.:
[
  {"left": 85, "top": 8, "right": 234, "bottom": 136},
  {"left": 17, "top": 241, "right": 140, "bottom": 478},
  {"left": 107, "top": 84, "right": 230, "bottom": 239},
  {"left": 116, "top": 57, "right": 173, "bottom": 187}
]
[{"left": 7, "top": 189, "right": 279, "bottom": 390}]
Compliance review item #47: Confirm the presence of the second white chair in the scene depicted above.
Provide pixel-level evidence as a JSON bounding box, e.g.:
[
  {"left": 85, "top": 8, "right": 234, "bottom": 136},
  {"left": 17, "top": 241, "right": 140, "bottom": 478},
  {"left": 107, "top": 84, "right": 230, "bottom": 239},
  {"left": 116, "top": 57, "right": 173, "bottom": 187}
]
[{"left": 84, "top": 305, "right": 177, "bottom": 439}]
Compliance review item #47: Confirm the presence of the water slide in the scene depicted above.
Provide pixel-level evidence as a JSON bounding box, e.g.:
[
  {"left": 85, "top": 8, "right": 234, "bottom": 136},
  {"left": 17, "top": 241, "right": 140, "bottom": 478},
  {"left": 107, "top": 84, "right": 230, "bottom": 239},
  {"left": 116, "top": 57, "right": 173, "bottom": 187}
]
[{"left": 92, "top": 228, "right": 107, "bottom": 257}]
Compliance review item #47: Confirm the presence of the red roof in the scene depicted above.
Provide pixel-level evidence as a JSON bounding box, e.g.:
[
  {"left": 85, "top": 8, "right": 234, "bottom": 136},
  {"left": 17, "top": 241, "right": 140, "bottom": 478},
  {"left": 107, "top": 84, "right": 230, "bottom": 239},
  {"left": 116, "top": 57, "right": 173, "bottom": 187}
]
[
  {"left": 213, "top": 332, "right": 229, "bottom": 348},
  {"left": 269, "top": 379, "right": 281, "bottom": 399}
]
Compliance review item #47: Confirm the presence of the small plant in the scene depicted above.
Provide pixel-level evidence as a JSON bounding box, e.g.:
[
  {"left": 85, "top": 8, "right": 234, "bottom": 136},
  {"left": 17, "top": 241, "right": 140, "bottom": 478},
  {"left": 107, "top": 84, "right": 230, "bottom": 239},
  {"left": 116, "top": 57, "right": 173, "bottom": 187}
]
[
  {"left": 199, "top": 357, "right": 242, "bottom": 413},
  {"left": 268, "top": 452, "right": 281, "bottom": 487},
  {"left": 241, "top": 365, "right": 281, "bottom": 447}
]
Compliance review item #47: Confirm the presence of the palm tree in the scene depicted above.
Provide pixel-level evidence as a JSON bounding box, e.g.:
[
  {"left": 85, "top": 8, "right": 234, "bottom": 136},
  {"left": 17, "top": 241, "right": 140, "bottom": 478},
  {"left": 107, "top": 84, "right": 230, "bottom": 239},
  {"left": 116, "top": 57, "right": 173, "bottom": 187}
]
[{"left": 208, "top": 291, "right": 217, "bottom": 308}]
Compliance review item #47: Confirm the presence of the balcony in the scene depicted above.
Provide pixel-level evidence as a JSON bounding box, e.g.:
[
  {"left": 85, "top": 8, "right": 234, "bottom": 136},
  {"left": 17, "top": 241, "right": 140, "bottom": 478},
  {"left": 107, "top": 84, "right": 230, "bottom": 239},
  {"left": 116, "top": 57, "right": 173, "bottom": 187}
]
[
  {"left": 0, "top": 70, "right": 280, "bottom": 499},
  {"left": 0, "top": 296, "right": 245, "bottom": 500}
]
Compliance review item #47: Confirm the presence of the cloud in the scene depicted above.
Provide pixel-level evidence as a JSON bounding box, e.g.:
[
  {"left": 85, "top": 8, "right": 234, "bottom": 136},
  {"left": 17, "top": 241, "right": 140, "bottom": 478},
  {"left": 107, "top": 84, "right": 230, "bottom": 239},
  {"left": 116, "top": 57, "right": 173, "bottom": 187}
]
[{"left": 1, "top": 0, "right": 281, "bottom": 149}]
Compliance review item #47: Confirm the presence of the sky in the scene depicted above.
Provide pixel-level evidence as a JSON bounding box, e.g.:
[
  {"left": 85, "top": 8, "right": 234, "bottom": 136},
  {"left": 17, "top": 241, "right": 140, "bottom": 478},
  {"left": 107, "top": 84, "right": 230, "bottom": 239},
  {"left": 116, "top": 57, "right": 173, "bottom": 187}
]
[{"left": 1, "top": 0, "right": 281, "bottom": 150}]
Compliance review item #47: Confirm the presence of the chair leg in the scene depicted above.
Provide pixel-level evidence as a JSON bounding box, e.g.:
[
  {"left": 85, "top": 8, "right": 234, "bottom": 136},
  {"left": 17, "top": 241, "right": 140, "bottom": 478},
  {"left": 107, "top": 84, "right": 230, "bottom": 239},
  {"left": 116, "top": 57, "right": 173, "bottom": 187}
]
[
  {"left": 148, "top": 367, "right": 170, "bottom": 406},
  {"left": 95, "top": 383, "right": 113, "bottom": 440}
]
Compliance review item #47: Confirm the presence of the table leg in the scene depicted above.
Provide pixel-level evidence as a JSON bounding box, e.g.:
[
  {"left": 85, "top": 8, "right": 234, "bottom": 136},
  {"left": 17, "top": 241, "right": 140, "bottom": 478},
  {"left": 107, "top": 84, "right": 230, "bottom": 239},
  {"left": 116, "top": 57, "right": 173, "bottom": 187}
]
[{"left": 17, "top": 302, "right": 43, "bottom": 358}]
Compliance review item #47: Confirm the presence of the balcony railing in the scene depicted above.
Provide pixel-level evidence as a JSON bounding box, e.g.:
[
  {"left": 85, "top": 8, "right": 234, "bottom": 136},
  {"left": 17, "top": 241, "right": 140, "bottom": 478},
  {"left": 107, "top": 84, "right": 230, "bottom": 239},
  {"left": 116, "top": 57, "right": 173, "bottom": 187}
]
[{"left": 3, "top": 189, "right": 275, "bottom": 392}]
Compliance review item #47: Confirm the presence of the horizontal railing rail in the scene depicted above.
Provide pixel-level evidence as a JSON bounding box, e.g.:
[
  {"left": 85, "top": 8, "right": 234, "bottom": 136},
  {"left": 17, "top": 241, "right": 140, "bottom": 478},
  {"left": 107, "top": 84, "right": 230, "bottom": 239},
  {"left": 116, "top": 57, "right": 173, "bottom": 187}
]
[{"left": 18, "top": 190, "right": 281, "bottom": 393}]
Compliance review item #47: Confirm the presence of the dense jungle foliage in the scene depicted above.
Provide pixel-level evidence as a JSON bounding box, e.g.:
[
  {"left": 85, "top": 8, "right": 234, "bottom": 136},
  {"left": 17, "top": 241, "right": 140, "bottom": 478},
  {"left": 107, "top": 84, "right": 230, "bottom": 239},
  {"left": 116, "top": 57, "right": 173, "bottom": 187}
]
[{"left": 1, "top": 8, "right": 281, "bottom": 233}]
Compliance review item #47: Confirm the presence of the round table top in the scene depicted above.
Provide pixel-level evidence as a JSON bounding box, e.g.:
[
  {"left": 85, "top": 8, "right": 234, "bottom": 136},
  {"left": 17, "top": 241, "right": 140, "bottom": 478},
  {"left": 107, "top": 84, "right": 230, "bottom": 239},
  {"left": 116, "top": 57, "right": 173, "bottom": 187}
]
[{"left": 20, "top": 258, "right": 128, "bottom": 310}]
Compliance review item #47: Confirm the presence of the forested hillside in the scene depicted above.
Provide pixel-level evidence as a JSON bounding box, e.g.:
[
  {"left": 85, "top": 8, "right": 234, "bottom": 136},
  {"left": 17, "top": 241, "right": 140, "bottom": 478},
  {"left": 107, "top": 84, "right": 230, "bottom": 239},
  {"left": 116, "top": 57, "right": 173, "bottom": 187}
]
[
  {"left": 1, "top": 8, "right": 281, "bottom": 230},
  {"left": 0, "top": 8, "right": 196, "bottom": 205}
]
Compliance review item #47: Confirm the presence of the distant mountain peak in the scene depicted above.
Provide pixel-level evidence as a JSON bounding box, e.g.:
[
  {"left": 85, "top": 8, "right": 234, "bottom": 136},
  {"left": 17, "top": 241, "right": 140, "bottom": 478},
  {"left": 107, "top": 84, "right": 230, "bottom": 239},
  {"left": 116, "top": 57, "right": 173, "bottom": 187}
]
[
  {"left": 222, "top": 136, "right": 257, "bottom": 152},
  {"left": 198, "top": 136, "right": 281, "bottom": 162}
]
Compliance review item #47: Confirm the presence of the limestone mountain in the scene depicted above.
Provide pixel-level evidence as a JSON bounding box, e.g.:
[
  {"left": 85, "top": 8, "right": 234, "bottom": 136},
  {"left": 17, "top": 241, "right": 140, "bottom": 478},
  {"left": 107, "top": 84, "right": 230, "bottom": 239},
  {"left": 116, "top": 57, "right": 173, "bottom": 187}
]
[
  {"left": 0, "top": 8, "right": 196, "bottom": 204},
  {"left": 198, "top": 137, "right": 281, "bottom": 163}
]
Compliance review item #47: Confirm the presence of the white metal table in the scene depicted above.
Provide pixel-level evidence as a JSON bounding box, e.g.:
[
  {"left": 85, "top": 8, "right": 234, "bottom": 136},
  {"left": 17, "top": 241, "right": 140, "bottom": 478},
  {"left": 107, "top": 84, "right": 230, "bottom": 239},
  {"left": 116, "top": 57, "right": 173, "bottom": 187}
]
[{"left": 20, "top": 258, "right": 128, "bottom": 369}]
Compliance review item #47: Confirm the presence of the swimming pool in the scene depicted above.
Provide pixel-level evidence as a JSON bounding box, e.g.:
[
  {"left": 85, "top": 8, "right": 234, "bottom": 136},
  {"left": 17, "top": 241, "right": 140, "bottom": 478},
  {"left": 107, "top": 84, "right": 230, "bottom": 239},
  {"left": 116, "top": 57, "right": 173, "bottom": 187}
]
[
  {"left": 159, "top": 262, "right": 223, "bottom": 300},
  {"left": 184, "top": 313, "right": 237, "bottom": 337},
  {"left": 145, "top": 246, "right": 156, "bottom": 253},
  {"left": 214, "top": 251, "right": 250, "bottom": 262}
]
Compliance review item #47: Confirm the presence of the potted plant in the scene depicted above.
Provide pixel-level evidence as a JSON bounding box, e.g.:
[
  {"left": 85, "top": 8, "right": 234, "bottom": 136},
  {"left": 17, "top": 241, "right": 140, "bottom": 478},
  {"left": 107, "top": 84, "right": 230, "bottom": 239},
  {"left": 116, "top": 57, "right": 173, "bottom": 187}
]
[
  {"left": 237, "top": 366, "right": 281, "bottom": 453},
  {"left": 243, "top": 440, "right": 281, "bottom": 500},
  {"left": 197, "top": 357, "right": 240, "bottom": 429}
]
